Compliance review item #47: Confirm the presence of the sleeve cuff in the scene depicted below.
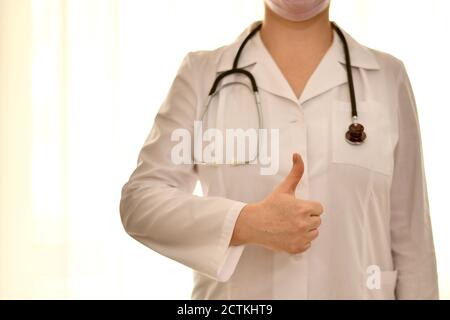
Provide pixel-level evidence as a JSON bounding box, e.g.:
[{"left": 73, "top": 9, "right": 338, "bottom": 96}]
[{"left": 216, "top": 201, "right": 247, "bottom": 282}]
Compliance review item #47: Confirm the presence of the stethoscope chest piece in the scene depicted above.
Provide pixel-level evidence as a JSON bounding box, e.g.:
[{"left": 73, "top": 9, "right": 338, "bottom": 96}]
[{"left": 345, "top": 123, "right": 367, "bottom": 145}]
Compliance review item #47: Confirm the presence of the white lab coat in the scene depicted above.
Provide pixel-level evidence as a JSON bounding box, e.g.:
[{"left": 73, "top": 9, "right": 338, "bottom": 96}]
[{"left": 120, "top": 21, "right": 439, "bottom": 299}]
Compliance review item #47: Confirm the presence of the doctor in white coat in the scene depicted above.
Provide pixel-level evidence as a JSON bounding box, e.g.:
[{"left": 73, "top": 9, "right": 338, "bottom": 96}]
[{"left": 120, "top": 0, "right": 439, "bottom": 299}]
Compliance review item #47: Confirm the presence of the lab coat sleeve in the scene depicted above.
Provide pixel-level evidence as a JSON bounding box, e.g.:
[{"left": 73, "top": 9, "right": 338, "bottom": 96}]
[
  {"left": 390, "top": 62, "right": 439, "bottom": 299},
  {"left": 120, "top": 53, "right": 246, "bottom": 282}
]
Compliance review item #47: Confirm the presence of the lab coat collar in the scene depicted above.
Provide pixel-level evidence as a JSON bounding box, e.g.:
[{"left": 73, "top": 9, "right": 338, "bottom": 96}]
[{"left": 216, "top": 21, "right": 380, "bottom": 104}]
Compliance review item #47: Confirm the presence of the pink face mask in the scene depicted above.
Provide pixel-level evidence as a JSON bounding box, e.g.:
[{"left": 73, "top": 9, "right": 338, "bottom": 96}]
[{"left": 264, "top": 0, "right": 330, "bottom": 22}]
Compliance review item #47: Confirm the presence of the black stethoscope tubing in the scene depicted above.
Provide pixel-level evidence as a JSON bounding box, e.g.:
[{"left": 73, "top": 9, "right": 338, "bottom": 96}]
[{"left": 207, "top": 22, "right": 367, "bottom": 145}]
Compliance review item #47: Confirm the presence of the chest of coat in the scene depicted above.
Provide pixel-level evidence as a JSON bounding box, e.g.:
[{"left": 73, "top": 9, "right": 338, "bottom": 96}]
[{"left": 196, "top": 85, "right": 395, "bottom": 203}]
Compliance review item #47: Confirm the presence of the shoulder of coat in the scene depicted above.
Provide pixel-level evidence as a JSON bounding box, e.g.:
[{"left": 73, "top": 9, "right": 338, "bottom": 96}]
[
  {"left": 367, "top": 46, "right": 406, "bottom": 78},
  {"left": 186, "top": 42, "right": 236, "bottom": 74}
]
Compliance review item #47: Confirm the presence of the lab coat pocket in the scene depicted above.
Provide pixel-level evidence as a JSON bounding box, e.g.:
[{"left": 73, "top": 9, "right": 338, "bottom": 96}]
[
  {"left": 381, "top": 270, "right": 398, "bottom": 299},
  {"left": 331, "top": 100, "right": 394, "bottom": 176}
]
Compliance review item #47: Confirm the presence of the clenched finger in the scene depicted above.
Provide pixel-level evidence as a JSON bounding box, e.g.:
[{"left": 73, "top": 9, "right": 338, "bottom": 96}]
[
  {"left": 305, "top": 201, "right": 324, "bottom": 216},
  {"left": 308, "top": 216, "right": 322, "bottom": 230},
  {"left": 306, "top": 229, "right": 319, "bottom": 241}
]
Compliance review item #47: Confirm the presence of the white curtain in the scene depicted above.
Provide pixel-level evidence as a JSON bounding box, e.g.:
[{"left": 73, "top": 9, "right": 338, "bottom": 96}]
[{"left": 0, "top": 0, "right": 449, "bottom": 299}]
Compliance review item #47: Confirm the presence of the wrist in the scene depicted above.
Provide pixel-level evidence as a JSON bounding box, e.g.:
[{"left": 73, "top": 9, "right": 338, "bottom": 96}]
[{"left": 230, "top": 202, "right": 261, "bottom": 246}]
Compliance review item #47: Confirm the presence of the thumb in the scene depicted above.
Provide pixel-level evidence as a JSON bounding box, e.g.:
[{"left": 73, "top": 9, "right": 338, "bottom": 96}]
[{"left": 276, "top": 153, "right": 304, "bottom": 194}]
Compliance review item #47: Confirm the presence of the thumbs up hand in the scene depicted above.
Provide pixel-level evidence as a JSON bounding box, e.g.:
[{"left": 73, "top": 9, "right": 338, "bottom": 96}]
[{"left": 231, "top": 153, "right": 324, "bottom": 254}]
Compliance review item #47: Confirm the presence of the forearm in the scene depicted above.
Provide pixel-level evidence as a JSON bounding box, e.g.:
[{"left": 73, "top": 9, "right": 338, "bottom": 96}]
[{"left": 120, "top": 181, "right": 246, "bottom": 279}]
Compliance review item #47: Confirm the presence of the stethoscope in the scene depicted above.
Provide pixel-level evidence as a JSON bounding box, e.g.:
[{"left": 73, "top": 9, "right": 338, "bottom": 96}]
[{"left": 199, "top": 22, "right": 366, "bottom": 166}]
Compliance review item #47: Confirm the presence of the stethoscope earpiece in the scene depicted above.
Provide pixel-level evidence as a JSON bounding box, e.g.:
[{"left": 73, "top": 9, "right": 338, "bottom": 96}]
[{"left": 345, "top": 122, "right": 367, "bottom": 145}]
